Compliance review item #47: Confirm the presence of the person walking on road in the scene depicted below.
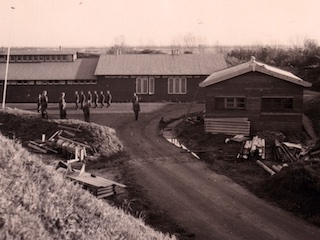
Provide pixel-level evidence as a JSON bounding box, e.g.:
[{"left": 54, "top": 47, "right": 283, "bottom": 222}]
[
  {"left": 106, "top": 90, "right": 112, "bottom": 108},
  {"left": 132, "top": 93, "right": 140, "bottom": 121},
  {"left": 40, "top": 90, "right": 49, "bottom": 119},
  {"left": 83, "top": 100, "right": 91, "bottom": 122},
  {"left": 133, "top": 101, "right": 140, "bottom": 121},
  {"left": 75, "top": 91, "right": 80, "bottom": 110},
  {"left": 59, "top": 92, "right": 67, "bottom": 119}
]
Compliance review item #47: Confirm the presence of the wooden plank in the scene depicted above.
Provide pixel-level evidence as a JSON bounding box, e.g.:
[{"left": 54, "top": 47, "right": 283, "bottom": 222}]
[
  {"left": 57, "top": 135, "right": 92, "bottom": 149},
  {"left": 28, "top": 142, "right": 47, "bottom": 153},
  {"left": 48, "top": 130, "right": 63, "bottom": 141},
  {"left": 62, "top": 130, "right": 76, "bottom": 137},
  {"left": 97, "top": 192, "right": 115, "bottom": 198},
  {"left": 67, "top": 170, "right": 126, "bottom": 188},
  {"left": 58, "top": 124, "right": 82, "bottom": 132}
]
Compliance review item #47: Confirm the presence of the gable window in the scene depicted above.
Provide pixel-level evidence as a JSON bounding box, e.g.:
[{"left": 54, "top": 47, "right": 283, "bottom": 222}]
[
  {"left": 261, "top": 97, "right": 293, "bottom": 112},
  {"left": 168, "top": 76, "right": 187, "bottom": 94},
  {"left": 215, "top": 97, "right": 246, "bottom": 109},
  {"left": 136, "top": 76, "right": 154, "bottom": 94}
]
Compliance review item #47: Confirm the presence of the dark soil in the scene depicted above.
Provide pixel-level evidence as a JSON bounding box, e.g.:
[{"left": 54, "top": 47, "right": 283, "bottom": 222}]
[{"left": 175, "top": 118, "right": 320, "bottom": 228}]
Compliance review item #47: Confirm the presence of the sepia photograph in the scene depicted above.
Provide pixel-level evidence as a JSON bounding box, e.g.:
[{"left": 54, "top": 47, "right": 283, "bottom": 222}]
[{"left": 0, "top": 0, "right": 320, "bottom": 239}]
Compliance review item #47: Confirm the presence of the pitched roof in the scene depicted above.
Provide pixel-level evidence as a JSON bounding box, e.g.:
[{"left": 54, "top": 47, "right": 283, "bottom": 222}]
[
  {"left": 95, "top": 54, "right": 228, "bottom": 75},
  {"left": 200, "top": 58, "right": 312, "bottom": 88},
  {"left": 0, "top": 58, "right": 98, "bottom": 80}
]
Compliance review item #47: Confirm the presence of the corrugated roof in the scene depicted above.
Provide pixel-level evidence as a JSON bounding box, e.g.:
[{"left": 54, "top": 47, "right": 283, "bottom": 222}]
[
  {"left": 95, "top": 54, "right": 228, "bottom": 75},
  {"left": 200, "top": 59, "right": 312, "bottom": 87},
  {"left": 0, "top": 58, "right": 98, "bottom": 80}
]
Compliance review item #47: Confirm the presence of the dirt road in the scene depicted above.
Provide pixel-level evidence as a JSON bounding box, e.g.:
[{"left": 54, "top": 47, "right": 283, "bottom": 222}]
[
  {"left": 90, "top": 103, "right": 320, "bottom": 240},
  {"left": 12, "top": 102, "right": 320, "bottom": 240}
]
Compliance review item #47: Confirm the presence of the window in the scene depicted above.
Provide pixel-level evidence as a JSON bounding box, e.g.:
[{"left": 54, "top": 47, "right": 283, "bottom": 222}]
[
  {"left": 215, "top": 97, "right": 246, "bottom": 109},
  {"left": 168, "top": 76, "right": 187, "bottom": 94},
  {"left": 261, "top": 97, "right": 293, "bottom": 112},
  {"left": 136, "top": 76, "right": 154, "bottom": 94}
]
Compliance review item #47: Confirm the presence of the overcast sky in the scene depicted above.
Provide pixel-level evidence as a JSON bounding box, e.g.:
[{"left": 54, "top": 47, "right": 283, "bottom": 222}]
[{"left": 0, "top": 0, "right": 319, "bottom": 48}]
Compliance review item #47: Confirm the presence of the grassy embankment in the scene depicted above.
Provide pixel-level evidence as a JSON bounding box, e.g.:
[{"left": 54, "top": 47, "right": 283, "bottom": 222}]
[{"left": 0, "top": 108, "right": 176, "bottom": 240}]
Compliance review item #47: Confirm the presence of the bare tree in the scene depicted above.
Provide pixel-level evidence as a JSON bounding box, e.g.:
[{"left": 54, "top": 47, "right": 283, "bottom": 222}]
[
  {"left": 108, "top": 35, "right": 127, "bottom": 54},
  {"left": 183, "top": 33, "right": 197, "bottom": 53},
  {"left": 303, "top": 38, "right": 319, "bottom": 56}
]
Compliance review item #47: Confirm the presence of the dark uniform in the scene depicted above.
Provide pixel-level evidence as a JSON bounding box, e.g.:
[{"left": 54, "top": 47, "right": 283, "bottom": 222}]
[
  {"left": 106, "top": 91, "right": 112, "bottom": 107},
  {"left": 133, "top": 101, "right": 140, "bottom": 120},
  {"left": 83, "top": 100, "right": 90, "bottom": 122},
  {"left": 40, "top": 91, "right": 48, "bottom": 119},
  {"left": 99, "top": 91, "right": 105, "bottom": 108},
  {"left": 75, "top": 91, "right": 80, "bottom": 110},
  {"left": 80, "top": 91, "right": 86, "bottom": 109},
  {"left": 59, "top": 92, "right": 67, "bottom": 119}
]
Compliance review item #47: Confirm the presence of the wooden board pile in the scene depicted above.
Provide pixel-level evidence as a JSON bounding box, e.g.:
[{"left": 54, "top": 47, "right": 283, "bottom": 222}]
[
  {"left": 237, "top": 136, "right": 266, "bottom": 160},
  {"left": 27, "top": 124, "right": 95, "bottom": 159}
]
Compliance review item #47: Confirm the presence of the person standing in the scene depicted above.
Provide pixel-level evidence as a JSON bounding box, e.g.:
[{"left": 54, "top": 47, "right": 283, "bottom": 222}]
[
  {"left": 133, "top": 100, "right": 140, "bottom": 121},
  {"left": 99, "top": 91, "right": 105, "bottom": 108},
  {"left": 87, "top": 91, "right": 93, "bottom": 106},
  {"left": 37, "top": 93, "right": 41, "bottom": 113},
  {"left": 75, "top": 91, "right": 80, "bottom": 110},
  {"left": 83, "top": 100, "right": 91, "bottom": 122},
  {"left": 80, "top": 91, "right": 86, "bottom": 109},
  {"left": 59, "top": 92, "right": 67, "bottom": 119},
  {"left": 106, "top": 90, "right": 112, "bottom": 107},
  {"left": 93, "top": 90, "right": 99, "bottom": 108},
  {"left": 40, "top": 90, "right": 49, "bottom": 119}
]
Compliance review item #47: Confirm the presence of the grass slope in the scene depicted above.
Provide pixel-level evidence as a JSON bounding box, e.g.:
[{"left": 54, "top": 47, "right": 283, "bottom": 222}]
[{"left": 0, "top": 135, "right": 175, "bottom": 240}]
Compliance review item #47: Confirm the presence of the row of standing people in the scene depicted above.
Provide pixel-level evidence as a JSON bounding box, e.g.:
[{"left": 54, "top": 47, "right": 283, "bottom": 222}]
[
  {"left": 37, "top": 91, "right": 140, "bottom": 121},
  {"left": 75, "top": 90, "right": 112, "bottom": 110}
]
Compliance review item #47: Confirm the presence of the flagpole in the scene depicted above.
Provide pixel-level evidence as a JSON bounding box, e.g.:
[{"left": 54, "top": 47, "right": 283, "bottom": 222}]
[{"left": 2, "top": 7, "right": 15, "bottom": 109}]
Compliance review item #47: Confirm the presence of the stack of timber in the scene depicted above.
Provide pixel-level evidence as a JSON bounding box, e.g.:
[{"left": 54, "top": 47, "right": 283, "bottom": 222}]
[
  {"left": 237, "top": 136, "right": 266, "bottom": 160},
  {"left": 274, "top": 139, "right": 299, "bottom": 163},
  {"left": 27, "top": 124, "right": 95, "bottom": 159},
  {"left": 205, "top": 118, "right": 250, "bottom": 136},
  {"left": 66, "top": 170, "right": 126, "bottom": 198},
  {"left": 55, "top": 154, "right": 126, "bottom": 199}
]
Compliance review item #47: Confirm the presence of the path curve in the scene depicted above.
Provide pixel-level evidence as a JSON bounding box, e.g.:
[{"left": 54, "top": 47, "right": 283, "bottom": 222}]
[{"left": 94, "top": 103, "right": 320, "bottom": 240}]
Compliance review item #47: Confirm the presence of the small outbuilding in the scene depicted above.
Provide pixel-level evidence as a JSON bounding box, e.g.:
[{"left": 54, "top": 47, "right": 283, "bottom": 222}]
[{"left": 199, "top": 57, "right": 312, "bottom": 135}]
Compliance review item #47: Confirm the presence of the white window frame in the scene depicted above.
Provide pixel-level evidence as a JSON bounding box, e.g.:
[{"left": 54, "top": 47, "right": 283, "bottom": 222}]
[
  {"left": 136, "top": 76, "right": 155, "bottom": 95},
  {"left": 168, "top": 76, "right": 187, "bottom": 94}
]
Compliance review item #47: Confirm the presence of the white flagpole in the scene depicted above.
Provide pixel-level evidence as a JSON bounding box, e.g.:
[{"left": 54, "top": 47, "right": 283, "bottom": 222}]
[{"left": 2, "top": 7, "right": 15, "bottom": 109}]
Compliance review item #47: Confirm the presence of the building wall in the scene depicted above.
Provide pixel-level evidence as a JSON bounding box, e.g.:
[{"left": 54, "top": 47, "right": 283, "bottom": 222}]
[
  {"left": 203, "top": 71, "right": 305, "bottom": 134},
  {"left": 0, "top": 75, "right": 207, "bottom": 103},
  {"left": 96, "top": 75, "right": 207, "bottom": 102},
  {"left": 1, "top": 80, "right": 99, "bottom": 103}
]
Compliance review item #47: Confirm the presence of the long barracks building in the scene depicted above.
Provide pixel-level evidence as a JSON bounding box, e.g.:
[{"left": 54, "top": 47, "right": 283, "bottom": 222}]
[{"left": 0, "top": 50, "right": 227, "bottom": 103}]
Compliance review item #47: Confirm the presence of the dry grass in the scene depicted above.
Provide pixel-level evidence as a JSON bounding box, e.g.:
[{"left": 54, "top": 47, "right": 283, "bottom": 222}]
[{"left": 0, "top": 134, "right": 176, "bottom": 240}]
